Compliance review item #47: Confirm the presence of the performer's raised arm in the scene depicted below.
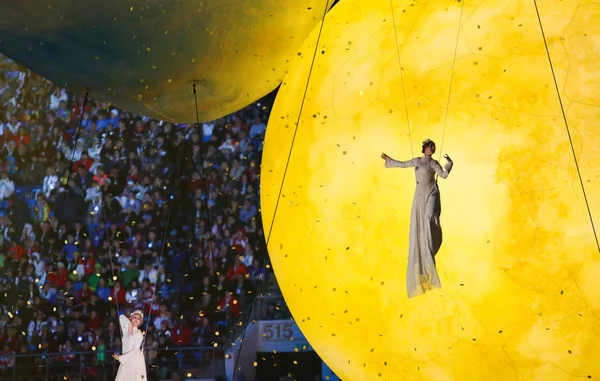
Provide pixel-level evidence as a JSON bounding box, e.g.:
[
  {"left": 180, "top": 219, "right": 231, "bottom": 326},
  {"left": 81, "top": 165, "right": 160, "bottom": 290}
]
[
  {"left": 118, "top": 314, "right": 132, "bottom": 336},
  {"left": 381, "top": 153, "right": 416, "bottom": 168},
  {"left": 431, "top": 154, "right": 453, "bottom": 179}
]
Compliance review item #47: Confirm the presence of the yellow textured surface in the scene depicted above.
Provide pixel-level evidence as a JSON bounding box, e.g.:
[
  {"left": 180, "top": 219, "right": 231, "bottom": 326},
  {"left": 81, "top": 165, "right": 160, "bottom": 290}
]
[
  {"left": 0, "top": 0, "right": 332, "bottom": 123},
  {"left": 260, "top": 0, "right": 600, "bottom": 379}
]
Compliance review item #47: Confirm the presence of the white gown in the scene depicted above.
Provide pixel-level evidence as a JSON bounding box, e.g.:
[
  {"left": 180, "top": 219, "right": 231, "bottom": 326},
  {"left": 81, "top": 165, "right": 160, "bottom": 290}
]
[
  {"left": 385, "top": 155, "right": 453, "bottom": 298},
  {"left": 115, "top": 315, "right": 147, "bottom": 381}
]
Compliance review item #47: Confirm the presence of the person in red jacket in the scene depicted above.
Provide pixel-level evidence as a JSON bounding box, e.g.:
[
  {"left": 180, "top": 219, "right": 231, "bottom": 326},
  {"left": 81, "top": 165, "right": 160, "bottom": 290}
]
[
  {"left": 226, "top": 256, "right": 248, "bottom": 280},
  {"left": 46, "top": 263, "right": 68, "bottom": 289},
  {"left": 71, "top": 95, "right": 92, "bottom": 122},
  {"left": 169, "top": 321, "right": 193, "bottom": 346},
  {"left": 78, "top": 251, "right": 96, "bottom": 278},
  {"left": 3, "top": 327, "right": 20, "bottom": 353},
  {"left": 7, "top": 242, "right": 25, "bottom": 261},
  {"left": 72, "top": 151, "right": 94, "bottom": 172},
  {"left": 0, "top": 343, "right": 15, "bottom": 372},
  {"left": 12, "top": 126, "right": 31, "bottom": 148},
  {"left": 76, "top": 282, "right": 93, "bottom": 304},
  {"left": 86, "top": 310, "right": 103, "bottom": 331},
  {"left": 218, "top": 293, "right": 240, "bottom": 320},
  {"left": 110, "top": 280, "right": 127, "bottom": 306},
  {"left": 230, "top": 229, "right": 248, "bottom": 254}
]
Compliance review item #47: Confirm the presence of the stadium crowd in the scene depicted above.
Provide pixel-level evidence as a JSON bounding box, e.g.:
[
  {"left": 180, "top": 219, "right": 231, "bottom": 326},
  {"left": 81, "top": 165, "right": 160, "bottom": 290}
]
[{"left": 0, "top": 53, "right": 271, "bottom": 380}]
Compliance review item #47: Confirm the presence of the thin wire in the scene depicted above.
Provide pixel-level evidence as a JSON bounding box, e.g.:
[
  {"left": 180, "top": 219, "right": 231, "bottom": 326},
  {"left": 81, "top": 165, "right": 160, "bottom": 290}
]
[
  {"left": 47, "top": 89, "right": 89, "bottom": 258},
  {"left": 191, "top": 84, "right": 217, "bottom": 269},
  {"left": 142, "top": 135, "right": 187, "bottom": 349},
  {"left": 532, "top": 0, "right": 600, "bottom": 253},
  {"left": 231, "top": 4, "right": 330, "bottom": 378},
  {"left": 436, "top": 0, "right": 464, "bottom": 181},
  {"left": 56, "top": 88, "right": 89, "bottom": 219},
  {"left": 101, "top": 189, "right": 121, "bottom": 327},
  {"left": 57, "top": 89, "right": 123, "bottom": 337},
  {"left": 389, "top": 0, "right": 414, "bottom": 158}
]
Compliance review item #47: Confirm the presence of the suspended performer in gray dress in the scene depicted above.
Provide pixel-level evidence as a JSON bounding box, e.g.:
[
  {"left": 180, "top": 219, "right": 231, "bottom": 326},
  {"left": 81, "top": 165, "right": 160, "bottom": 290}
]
[{"left": 381, "top": 139, "right": 453, "bottom": 298}]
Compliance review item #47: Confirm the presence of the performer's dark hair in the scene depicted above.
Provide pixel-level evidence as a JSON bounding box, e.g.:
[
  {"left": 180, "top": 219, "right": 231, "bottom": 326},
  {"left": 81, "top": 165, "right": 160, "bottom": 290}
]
[{"left": 421, "top": 139, "right": 436, "bottom": 154}]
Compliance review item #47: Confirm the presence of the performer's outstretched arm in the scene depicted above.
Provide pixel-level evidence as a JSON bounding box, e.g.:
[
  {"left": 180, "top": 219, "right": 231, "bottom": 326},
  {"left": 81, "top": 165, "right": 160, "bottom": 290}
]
[{"left": 381, "top": 153, "right": 415, "bottom": 168}]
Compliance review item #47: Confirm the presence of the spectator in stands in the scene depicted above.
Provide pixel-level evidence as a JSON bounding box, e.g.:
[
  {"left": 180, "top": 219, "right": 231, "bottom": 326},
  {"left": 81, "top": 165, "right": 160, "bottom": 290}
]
[
  {"left": 4, "top": 114, "right": 21, "bottom": 137},
  {"left": 0, "top": 172, "right": 14, "bottom": 200},
  {"left": 34, "top": 194, "right": 50, "bottom": 222},
  {"left": 0, "top": 343, "right": 15, "bottom": 376},
  {"left": 42, "top": 166, "right": 59, "bottom": 198},
  {"left": 49, "top": 87, "right": 68, "bottom": 110}
]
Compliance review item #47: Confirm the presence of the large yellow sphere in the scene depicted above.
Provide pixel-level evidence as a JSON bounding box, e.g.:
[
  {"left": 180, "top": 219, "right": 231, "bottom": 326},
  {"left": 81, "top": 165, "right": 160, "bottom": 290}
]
[
  {"left": 0, "top": 0, "right": 332, "bottom": 122},
  {"left": 260, "top": 0, "right": 600, "bottom": 379}
]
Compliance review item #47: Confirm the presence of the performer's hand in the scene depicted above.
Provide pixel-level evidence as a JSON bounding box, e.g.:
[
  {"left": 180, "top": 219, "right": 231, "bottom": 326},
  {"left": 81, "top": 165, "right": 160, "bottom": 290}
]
[
  {"left": 443, "top": 154, "right": 452, "bottom": 162},
  {"left": 381, "top": 153, "right": 390, "bottom": 161},
  {"left": 112, "top": 353, "right": 120, "bottom": 361}
]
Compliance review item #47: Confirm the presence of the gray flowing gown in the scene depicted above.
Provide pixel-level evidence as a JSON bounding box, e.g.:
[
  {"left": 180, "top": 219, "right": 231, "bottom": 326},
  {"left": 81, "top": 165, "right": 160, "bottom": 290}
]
[{"left": 385, "top": 155, "right": 453, "bottom": 298}]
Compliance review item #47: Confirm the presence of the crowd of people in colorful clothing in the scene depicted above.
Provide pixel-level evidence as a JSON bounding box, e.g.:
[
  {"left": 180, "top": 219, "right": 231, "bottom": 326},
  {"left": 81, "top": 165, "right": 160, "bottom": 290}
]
[{"left": 0, "top": 53, "right": 271, "bottom": 380}]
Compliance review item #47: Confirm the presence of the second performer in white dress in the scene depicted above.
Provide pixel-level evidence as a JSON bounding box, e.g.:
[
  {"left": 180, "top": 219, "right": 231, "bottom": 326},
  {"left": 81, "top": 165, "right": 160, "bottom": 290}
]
[{"left": 112, "top": 310, "right": 147, "bottom": 380}]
